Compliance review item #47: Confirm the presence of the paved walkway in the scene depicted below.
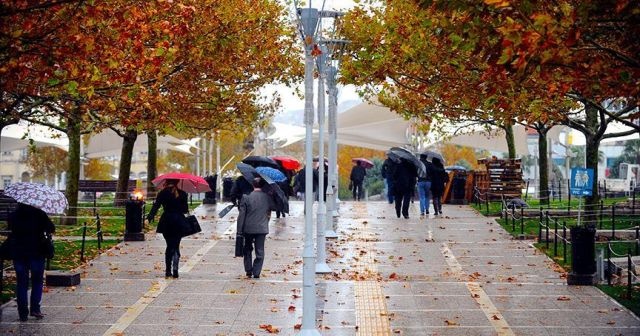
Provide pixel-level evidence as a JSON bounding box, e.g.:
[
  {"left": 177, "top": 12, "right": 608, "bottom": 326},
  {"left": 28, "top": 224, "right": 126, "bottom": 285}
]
[{"left": 0, "top": 201, "right": 638, "bottom": 335}]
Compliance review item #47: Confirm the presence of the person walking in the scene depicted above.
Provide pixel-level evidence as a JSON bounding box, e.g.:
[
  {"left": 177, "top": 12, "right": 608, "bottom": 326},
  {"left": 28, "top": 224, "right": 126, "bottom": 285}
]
[
  {"left": 429, "top": 158, "right": 449, "bottom": 216},
  {"left": 417, "top": 154, "right": 433, "bottom": 217},
  {"left": 230, "top": 175, "right": 253, "bottom": 206},
  {"left": 381, "top": 154, "right": 398, "bottom": 204},
  {"left": 147, "top": 179, "right": 189, "bottom": 278},
  {"left": 6, "top": 203, "right": 55, "bottom": 321},
  {"left": 237, "top": 177, "right": 277, "bottom": 278},
  {"left": 349, "top": 161, "right": 367, "bottom": 201},
  {"left": 392, "top": 159, "right": 418, "bottom": 219}
]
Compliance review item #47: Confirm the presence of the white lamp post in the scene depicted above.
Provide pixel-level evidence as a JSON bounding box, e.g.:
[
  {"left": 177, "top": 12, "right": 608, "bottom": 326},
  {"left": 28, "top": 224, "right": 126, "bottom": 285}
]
[
  {"left": 297, "top": 7, "right": 321, "bottom": 336},
  {"left": 323, "top": 38, "right": 348, "bottom": 235},
  {"left": 315, "top": 44, "right": 331, "bottom": 274}
]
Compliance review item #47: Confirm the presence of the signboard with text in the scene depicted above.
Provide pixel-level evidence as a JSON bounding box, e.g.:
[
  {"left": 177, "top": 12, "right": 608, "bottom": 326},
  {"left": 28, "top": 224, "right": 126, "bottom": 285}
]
[{"left": 570, "top": 168, "right": 594, "bottom": 196}]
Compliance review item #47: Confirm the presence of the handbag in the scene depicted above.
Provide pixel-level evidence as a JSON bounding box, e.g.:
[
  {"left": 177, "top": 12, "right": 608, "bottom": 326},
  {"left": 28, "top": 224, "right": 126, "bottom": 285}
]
[
  {"left": 181, "top": 215, "right": 202, "bottom": 237},
  {"left": 234, "top": 234, "right": 244, "bottom": 257},
  {"left": 40, "top": 232, "right": 55, "bottom": 259},
  {"left": 348, "top": 181, "right": 353, "bottom": 191}
]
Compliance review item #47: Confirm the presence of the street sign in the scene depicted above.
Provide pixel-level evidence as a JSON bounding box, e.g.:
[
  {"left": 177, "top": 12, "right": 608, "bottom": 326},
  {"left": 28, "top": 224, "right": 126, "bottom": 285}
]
[{"left": 570, "top": 168, "right": 594, "bottom": 196}]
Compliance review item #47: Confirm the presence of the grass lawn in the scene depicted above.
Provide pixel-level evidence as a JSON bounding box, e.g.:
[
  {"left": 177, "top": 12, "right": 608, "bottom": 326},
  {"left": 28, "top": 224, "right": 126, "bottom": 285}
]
[{"left": 597, "top": 284, "right": 640, "bottom": 316}]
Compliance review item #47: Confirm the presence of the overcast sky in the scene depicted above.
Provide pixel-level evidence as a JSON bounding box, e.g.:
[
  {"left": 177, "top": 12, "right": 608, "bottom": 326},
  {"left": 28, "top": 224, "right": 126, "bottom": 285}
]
[{"left": 270, "top": 0, "right": 362, "bottom": 113}]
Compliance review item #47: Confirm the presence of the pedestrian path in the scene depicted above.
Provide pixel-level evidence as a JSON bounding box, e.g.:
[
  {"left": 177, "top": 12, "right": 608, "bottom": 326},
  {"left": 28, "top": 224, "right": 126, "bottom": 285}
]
[{"left": 0, "top": 201, "right": 638, "bottom": 335}]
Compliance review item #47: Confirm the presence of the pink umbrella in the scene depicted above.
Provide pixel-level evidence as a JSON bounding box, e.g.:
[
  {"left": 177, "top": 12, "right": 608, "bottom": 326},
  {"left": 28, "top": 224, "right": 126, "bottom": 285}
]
[
  {"left": 352, "top": 158, "right": 374, "bottom": 169},
  {"left": 152, "top": 172, "right": 211, "bottom": 193}
]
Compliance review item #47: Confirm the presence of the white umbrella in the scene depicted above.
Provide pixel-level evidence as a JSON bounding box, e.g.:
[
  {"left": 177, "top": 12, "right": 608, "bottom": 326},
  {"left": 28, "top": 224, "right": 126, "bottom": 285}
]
[{"left": 3, "top": 182, "right": 68, "bottom": 214}]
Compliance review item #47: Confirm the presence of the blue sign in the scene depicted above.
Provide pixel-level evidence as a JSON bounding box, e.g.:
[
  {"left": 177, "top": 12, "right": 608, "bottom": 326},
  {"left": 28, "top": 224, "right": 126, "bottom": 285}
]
[{"left": 570, "top": 168, "right": 594, "bottom": 196}]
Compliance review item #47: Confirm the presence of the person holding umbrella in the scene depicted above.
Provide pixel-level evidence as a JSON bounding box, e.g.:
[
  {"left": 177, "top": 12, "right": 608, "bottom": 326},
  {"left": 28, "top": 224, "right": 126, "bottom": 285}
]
[
  {"left": 2, "top": 182, "right": 65, "bottom": 322},
  {"left": 429, "top": 157, "right": 449, "bottom": 216},
  {"left": 349, "top": 160, "right": 367, "bottom": 201},
  {"left": 418, "top": 154, "right": 433, "bottom": 217},
  {"left": 146, "top": 179, "right": 189, "bottom": 278},
  {"left": 392, "top": 159, "right": 418, "bottom": 219},
  {"left": 236, "top": 177, "right": 277, "bottom": 279}
]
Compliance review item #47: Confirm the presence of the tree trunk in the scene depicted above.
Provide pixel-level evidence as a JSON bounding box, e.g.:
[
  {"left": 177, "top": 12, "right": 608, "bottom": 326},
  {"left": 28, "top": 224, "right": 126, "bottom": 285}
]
[
  {"left": 147, "top": 130, "right": 157, "bottom": 199},
  {"left": 64, "top": 111, "right": 81, "bottom": 225},
  {"left": 538, "top": 131, "right": 549, "bottom": 205},
  {"left": 504, "top": 122, "right": 516, "bottom": 159},
  {"left": 583, "top": 105, "right": 600, "bottom": 228},
  {"left": 115, "top": 129, "right": 138, "bottom": 206}
]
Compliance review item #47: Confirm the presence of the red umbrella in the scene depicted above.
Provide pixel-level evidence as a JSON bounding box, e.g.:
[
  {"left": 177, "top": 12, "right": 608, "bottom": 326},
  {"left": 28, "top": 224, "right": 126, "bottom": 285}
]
[
  {"left": 352, "top": 158, "right": 374, "bottom": 169},
  {"left": 152, "top": 172, "right": 211, "bottom": 193},
  {"left": 270, "top": 155, "right": 301, "bottom": 170}
]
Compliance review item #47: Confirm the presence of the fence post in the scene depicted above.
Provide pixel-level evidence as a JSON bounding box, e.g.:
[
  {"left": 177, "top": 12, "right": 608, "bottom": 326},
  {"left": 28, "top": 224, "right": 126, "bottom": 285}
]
[
  {"left": 563, "top": 221, "right": 567, "bottom": 263},
  {"left": 525, "top": 180, "right": 530, "bottom": 200},
  {"left": 554, "top": 218, "right": 558, "bottom": 257},
  {"left": 0, "top": 259, "right": 3, "bottom": 299},
  {"left": 606, "top": 243, "right": 611, "bottom": 286},
  {"left": 627, "top": 249, "right": 632, "bottom": 299},
  {"left": 599, "top": 200, "right": 604, "bottom": 230},
  {"left": 636, "top": 225, "right": 640, "bottom": 255},
  {"left": 633, "top": 190, "right": 636, "bottom": 215},
  {"left": 612, "top": 203, "right": 616, "bottom": 240},
  {"left": 80, "top": 222, "right": 87, "bottom": 262},
  {"left": 485, "top": 195, "right": 489, "bottom": 215},
  {"left": 512, "top": 205, "right": 516, "bottom": 232},
  {"left": 96, "top": 213, "right": 102, "bottom": 250},
  {"left": 604, "top": 180, "right": 608, "bottom": 199},
  {"left": 538, "top": 207, "right": 543, "bottom": 242},
  {"left": 546, "top": 211, "right": 550, "bottom": 249},
  {"left": 520, "top": 207, "right": 524, "bottom": 235},
  {"left": 558, "top": 179, "right": 562, "bottom": 203}
]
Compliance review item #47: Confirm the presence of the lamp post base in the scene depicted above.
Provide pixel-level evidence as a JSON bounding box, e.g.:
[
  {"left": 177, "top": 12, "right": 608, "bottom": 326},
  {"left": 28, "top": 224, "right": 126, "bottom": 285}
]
[
  {"left": 325, "top": 230, "right": 338, "bottom": 238},
  {"left": 315, "top": 262, "right": 332, "bottom": 274},
  {"left": 297, "top": 329, "right": 322, "bottom": 336},
  {"left": 567, "top": 272, "right": 597, "bottom": 286}
]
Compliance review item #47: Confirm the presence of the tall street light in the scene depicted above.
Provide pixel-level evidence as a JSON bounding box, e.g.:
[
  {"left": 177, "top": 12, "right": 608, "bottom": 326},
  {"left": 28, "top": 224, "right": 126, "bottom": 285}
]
[
  {"left": 297, "top": 7, "right": 321, "bottom": 336},
  {"left": 323, "top": 38, "right": 348, "bottom": 237},
  {"left": 315, "top": 43, "right": 331, "bottom": 274}
]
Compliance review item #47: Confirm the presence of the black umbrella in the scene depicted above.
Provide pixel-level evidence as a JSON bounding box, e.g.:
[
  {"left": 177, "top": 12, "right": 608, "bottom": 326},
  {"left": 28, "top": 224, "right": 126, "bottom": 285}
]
[
  {"left": 236, "top": 162, "right": 288, "bottom": 214},
  {"left": 242, "top": 155, "right": 281, "bottom": 169},
  {"left": 237, "top": 162, "right": 261, "bottom": 182},
  {"left": 389, "top": 147, "right": 426, "bottom": 178}
]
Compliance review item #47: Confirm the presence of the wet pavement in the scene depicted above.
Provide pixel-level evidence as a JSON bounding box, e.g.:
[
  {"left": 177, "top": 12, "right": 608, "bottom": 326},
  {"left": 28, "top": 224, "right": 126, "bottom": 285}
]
[{"left": 0, "top": 201, "right": 638, "bottom": 335}]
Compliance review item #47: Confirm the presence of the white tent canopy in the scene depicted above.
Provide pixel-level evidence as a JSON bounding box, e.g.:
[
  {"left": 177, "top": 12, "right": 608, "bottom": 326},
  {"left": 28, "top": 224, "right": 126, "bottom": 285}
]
[
  {"left": 269, "top": 101, "right": 412, "bottom": 151},
  {"left": 84, "top": 129, "right": 195, "bottom": 158},
  {"left": 0, "top": 123, "right": 68, "bottom": 152}
]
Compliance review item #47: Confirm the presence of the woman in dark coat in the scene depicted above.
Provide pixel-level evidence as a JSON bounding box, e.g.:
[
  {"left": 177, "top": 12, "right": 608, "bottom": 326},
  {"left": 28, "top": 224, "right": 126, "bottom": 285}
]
[
  {"left": 392, "top": 159, "right": 418, "bottom": 219},
  {"left": 6, "top": 203, "right": 55, "bottom": 321},
  {"left": 147, "top": 179, "right": 189, "bottom": 278},
  {"left": 429, "top": 158, "right": 449, "bottom": 215}
]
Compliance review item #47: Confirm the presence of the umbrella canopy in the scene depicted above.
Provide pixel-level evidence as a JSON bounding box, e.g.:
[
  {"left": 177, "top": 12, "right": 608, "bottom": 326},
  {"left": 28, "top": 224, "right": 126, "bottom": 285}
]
[
  {"left": 152, "top": 172, "right": 211, "bottom": 193},
  {"left": 352, "top": 158, "right": 374, "bottom": 169},
  {"left": 255, "top": 166, "right": 287, "bottom": 182},
  {"left": 445, "top": 165, "right": 467, "bottom": 172},
  {"left": 389, "top": 147, "right": 426, "bottom": 178},
  {"left": 236, "top": 162, "right": 262, "bottom": 183},
  {"left": 237, "top": 163, "right": 289, "bottom": 214},
  {"left": 242, "top": 155, "right": 281, "bottom": 169},
  {"left": 421, "top": 150, "right": 444, "bottom": 164},
  {"left": 270, "top": 155, "right": 301, "bottom": 170},
  {"left": 3, "top": 182, "right": 68, "bottom": 214}
]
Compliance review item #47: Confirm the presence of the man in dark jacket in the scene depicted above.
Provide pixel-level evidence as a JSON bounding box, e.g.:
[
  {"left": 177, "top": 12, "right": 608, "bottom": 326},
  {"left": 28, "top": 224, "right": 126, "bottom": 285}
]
[
  {"left": 237, "top": 177, "right": 277, "bottom": 278},
  {"left": 417, "top": 154, "right": 433, "bottom": 216},
  {"left": 381, "top": 155, "right": 398, "bottom": 204},
  {"left": 392, "top": 159, "right": 418, "bottom": 219},
  {"left": 349, "top": 161, "right": 367, "bottom": 201}
]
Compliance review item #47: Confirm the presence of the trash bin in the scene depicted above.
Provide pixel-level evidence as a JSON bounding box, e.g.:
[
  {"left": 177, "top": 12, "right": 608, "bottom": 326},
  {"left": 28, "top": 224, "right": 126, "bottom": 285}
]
[
  {"left": 222, "top": 177, "right": 234, "bottom": 202},
  {"left": 450, "top": 171, "right": 468, "bottom": 204},
  {"left": 567, "top": 226, "right": 596, "bottom": 285},
  {"left": 125, "top": 198, "right": 145, "bottom": 241},
  {"left": 203, "top": 174, "right": 218, "bottom": 205}
]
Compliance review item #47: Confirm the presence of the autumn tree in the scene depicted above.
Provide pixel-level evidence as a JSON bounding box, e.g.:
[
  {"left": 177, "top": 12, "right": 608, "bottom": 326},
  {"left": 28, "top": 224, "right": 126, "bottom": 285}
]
[{"left": 26, "top": 146, "right": 68, "bottom": 184}]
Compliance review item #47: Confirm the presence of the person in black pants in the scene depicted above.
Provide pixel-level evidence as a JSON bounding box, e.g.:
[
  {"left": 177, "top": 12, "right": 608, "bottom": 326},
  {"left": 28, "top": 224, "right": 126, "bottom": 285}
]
[
  {"left": 429, "top": 158, "right": 449, "bottom": 215},
  {"left": 392, "top": 160, "right": 418, "bottom": 219},
  {"left": 147, "top": 179, "right": 189, "bottom": 278},
  {"left": 350, "top": 161, "right": 367, "bottom": 201},
  {"left": 6, "top": 203, "right": 55, "bottom": 321}
]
